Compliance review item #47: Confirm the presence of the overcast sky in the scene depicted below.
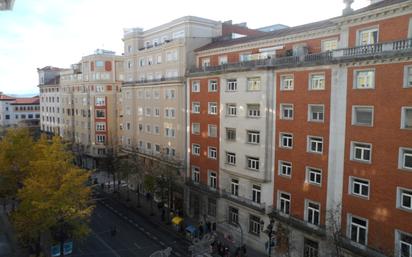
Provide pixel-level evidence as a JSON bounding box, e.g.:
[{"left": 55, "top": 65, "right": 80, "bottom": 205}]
[{"left": 0, "top": 0, "right": 370, "bottom": 95}]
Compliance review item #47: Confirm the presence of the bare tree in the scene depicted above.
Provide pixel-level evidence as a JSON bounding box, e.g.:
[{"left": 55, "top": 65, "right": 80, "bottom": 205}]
[{"left": 326, "top": 203, "right": 344, "bottom": 257}]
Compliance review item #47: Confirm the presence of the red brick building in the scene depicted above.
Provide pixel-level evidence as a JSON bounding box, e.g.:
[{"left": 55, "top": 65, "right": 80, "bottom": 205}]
[{"left": 187, "top": 0, "right": 412, "bottom": 256}]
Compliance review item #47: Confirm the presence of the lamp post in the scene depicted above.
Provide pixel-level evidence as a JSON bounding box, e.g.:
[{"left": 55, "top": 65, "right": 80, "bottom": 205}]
[{"left": 262, "top": 217, "right": 275, "bottom": 257}]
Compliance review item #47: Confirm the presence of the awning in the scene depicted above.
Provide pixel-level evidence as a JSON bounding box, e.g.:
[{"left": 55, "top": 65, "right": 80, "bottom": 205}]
[
  {"left": 185, "top": 225, "right": 197, "bottom": 234},
  {"left": 172, "top": 216, "right": 183, "bottom": 225}
]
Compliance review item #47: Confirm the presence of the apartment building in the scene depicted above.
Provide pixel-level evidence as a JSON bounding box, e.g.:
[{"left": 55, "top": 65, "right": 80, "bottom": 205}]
[
  {"left": 119, "top": 16, "right": 261, "bottom": 211},
  {"left": 187, "top": 0, "right": 412, "bottom": 256},
  {"left": 38, "top": 50, "right": 123, "bottom": 169},
  {"left": 0, "top": 92, "right": 40, "bottom": 130},
  {"left": 38, "top": 66, "right": 66, "bottom": 136}
]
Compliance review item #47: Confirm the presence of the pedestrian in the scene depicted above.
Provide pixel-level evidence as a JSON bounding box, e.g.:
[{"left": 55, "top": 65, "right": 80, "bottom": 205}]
[
  {"left": 161, "top": 208, "right": 165, "bottom": 222},
  {"left": 110, "top": 225, "right": 117, "bottom": 237}
]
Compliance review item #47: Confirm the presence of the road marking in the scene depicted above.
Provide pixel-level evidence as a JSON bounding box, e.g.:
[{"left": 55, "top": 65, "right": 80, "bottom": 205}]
[
  {"left": 139, "top": 227, "right": 144, "bottom": 231},
  {"left": 91, "top": 231, "right": 121, "bottom": 257},
  {"left": 174, "top": 252, "right": 181, "bottom": 257},
  {"left": 152, "top": 236, "right": 158, "bottom": 240},
  {"left": 146, "top": 231, "right": 151, "bottom": 236},
  {"left": 159, "top": 241, "right": 166, "bottom": 246},
  {"left": 134, "top": 242, "right": 142, "bottom": 249}
]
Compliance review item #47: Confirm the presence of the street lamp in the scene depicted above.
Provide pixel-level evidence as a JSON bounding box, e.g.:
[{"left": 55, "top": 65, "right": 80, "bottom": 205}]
[{"left": 262, "top": 217, "right": 275, "bottom": 257}]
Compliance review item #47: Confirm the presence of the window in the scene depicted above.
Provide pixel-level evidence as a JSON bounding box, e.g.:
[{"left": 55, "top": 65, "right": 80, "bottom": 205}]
[
  {"left": 226, "top": 79, "right": 237, "bottom": 91},
  {"left": 306, "top": 167, "right": 322, "bottom": 185},
  {"left": 397, "top": 231, "right": 412, "bottom": 257},
  {"left": 192, "top": 102, "right": 200, "bottom": 114},
  {"left": 192, "top": 81, "right": 200, "bottom": 92},
  {"left": 192, "top": 167, "right": 200, "bottom": 183},
  {"left": 192, "top": 144, "right": 200, "bottom": 156},
  {"left": 208, "top": 80, "right": 218, "bottom": 92},
  {"left": 226, "top": 152, "right": 236, "bottom": 165},
  {"left": 164, "top": 128, "right": 175, "bottom": 138},
  {"left": 95, "top": 60, "right": 104, "bottom": 67},
  {"left": 192, "top": 123, "right": 200, "bottom": 135},
  {"left": 145, "top": 89, "right": 151, "bottom": 99},
  {"left": 280, "top": 133, "right": 293, "bottom": 148},
  {"left": 146, "top": 124, "right": 151, "bottom": 133},
  {"left": 401, "top": 107, "right": 412, "bottom": 129},
  {"left": 280, "top": 75, "right": 294, "bottom": 90},
  {"left": 279, "top": 161, "right": 292, "bottom": 177},
  {"left": 305, "top": 200, "right": 320, "bottom": 226},
  {"left": 252, "top": 185, "right": 261, "bottom": 203},
  {"left": 247, "top": 77, "right": 261, "bottom": 91},
  {"left": 247, "top": 130, "right": 260, "bottom": 144},
  {"left": 358, "top": 28, "right": 378, "bottom": 46},
  {"left": 404, "top": 66, "right": 412, "bottom": 88},
  {"left": 247, "top": 157, "right": 259, "bottom": 170},
  {"left": 154, "top": 126, "right": 160, "bottom": 135},
  {"left": 208, "top": 147, "right": 217, "bottom": 159},
  {"left": 354, "top": 70, "right": 375, "bottom": 89},
  {"left": 96, "top": 134, "right": 106, "bottom": 144},
  {"left": 219, "top": 55, "right": 228, "bottom": 65},
  {"left": 226, "top": 128, "right": 236, "bottom": 141},
  {"left": 350, "top": 177, "right": 369, "bottom": 198},
  {"left": 231, "top": 179, "right": 239, "bottom": 196},
  {"left": 164, "top": 108, "right": 176, "bottom": 119},
  {"left": 145, "top": 107, "right": 151, "bottom": 116},
  {"left": 208, "top": 102, "right": 217, "bottom": 115},
  {"left": 309, "top": 74, "right": 325, "bottom": 90},
  {"left": 208, "top": 124, "right": 217, "bottom": 137},
  {"left": 280, "top": 104, "right": 293, "bottom": 120},
  {"left": 154, "top": 108, "right": 160, "bottom": 117},
  {"left": 249, "top": 215, "right": 261, "bottom": 236},
  {"left": 303, "top": 238, "right": 319, "bottom": 257},
  {"left": 153, "top": 89, "right": 160, "bottom": 99},
  {"left": 96, "top": 110, "right": 105, "bottom": 118},
  {"left": 202, "top": 58, "right": 210, "bottom": 67},
  {"left": 96, "top": 122, "right": 106, "bottom": 131},
  {"left": 397, "top": 187, "right": 412, "bottom": 211},
  {"left": 349, "top": 215, "right": 368, "bottom": 245},
  {"left": 164, "top": 88, "right": 176, "bottom": 99},
  {"left": 308, "top": 136, "right": 323, "bottom": 154},
  {"left": 247, "top": 104, "right": 260, "bottom": 118},
  {"left": 321, "top": 38, "right": 338, "bottom": 52},
  {"left": 351, "top": 142, "right": 372, "bottom": 163},
  {"left": 208, "top": 198, "right": 217, "bottom": 217},
  {"left": 308, "top": 105, "right": 324, "bottom": 122},
  {"left": 229, "top": 207, "right": 239, "bottom": 225},
  {"left": 400, "top": 148, "right": 412, "bottom": 170},
  {"left": 209, "top": 171, "right": 217, "bottom": 189},
  {"left": 352, "top": 106, "right": 373, "bottom": 126},
  {"left": 95, "top": 97, "right": 105, "bottom": 106},
  {"left": 278, "top": 192, "right": 291, "bottom": 215},
  {"left": 226, "top": 104, "right": 237, "bottom": 116}
]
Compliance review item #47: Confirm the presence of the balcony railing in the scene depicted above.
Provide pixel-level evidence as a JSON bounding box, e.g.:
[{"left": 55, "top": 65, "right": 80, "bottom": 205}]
[
  {"left": 220, "top": 189, "right": 269, "bottom": 213},
  {"left": 185, "top": 180, "right": 220, "bottom": 196},
  {"left": 123, "top": 76, "right": 184, "bottom": 86},
  {"left": 189, "top": 38, "right": 412, "bottom": 74}
]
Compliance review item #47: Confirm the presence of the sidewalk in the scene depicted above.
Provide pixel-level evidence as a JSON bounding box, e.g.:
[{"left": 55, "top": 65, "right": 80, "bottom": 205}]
[{"left": 98, "top": 182, "right": 268, "bottom": 257}]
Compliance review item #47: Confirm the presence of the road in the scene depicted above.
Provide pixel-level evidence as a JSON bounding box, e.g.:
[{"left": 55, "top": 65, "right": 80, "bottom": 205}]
[{"left": 69, "top": 197, "right": 190, "bottom": 257}]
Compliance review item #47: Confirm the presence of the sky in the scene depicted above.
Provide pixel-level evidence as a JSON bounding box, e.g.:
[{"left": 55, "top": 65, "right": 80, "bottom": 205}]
[{"left": 0, "top": 0, "right": 370, "bottom": 95}]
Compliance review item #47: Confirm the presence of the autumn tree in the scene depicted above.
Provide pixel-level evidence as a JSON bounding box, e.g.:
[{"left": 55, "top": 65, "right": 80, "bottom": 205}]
[
  {"left": 0, "top": 128, "right": 35, "bottom": 210},
  {"left": 11, "top": 136, "right": 93, "bottom": 256},
  {"left": 144, "top": 174, "right": 156, "bottom": 216}
]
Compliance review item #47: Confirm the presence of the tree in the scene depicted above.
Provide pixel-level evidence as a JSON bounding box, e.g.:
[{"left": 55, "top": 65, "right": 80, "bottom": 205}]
[
  {"left": 11, "top": 136, "right": 93, "bottom": 256},
  {"left": 326, "top": 204, "right": 344, "bottom": 257},
  {"left": 0, "top": 128, "right": 35, "bottom": 210},
  {"left": 144, "top": 174, "right": 156, "bottom": 216}
]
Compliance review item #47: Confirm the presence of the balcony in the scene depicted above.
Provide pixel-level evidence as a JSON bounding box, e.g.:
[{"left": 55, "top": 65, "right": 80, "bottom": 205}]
[
  {"left": 123, "top": 76, "right": 184, "bottom": 86},
  {"left": 271, "top": 210, "right": 326, "bottom": 238},
  {"left": 221, "top": 189, "right": 271, "bottom": 214},
  {"left": 188, "top": 38, "right": 412, "bottom": 75},
  {"left": 120, "top": 146, "right": 184, "bottom": 169},
  {"left": 185, "top": 180, "right": 220, "bottom": 197},
  {"left": 137, "top": 38, "right": 184, "bottom": 52}
]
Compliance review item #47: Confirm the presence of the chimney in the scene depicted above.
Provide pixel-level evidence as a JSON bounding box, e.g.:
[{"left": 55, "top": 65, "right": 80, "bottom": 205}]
[{"left": 343, "top": 0, "right": 354, "bottom": 15}]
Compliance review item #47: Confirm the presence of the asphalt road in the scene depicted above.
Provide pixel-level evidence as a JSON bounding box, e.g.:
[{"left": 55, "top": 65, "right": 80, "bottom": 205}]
[{"left": 69, "top": 198, "right": 190, "bottom": 257}]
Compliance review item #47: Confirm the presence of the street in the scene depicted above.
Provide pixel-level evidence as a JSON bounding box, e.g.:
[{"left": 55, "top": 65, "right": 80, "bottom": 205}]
[{"left": 70, "top": 197, "right": 190, "bottom": 257}]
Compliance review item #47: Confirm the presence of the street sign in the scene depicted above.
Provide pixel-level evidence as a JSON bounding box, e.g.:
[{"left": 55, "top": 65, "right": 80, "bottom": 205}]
[
  {"left": 63, "top": 241, "right": 73, "bottom": 255},
  {"left": 51, "top": 245, "right": 60, "bottom": 257}
]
